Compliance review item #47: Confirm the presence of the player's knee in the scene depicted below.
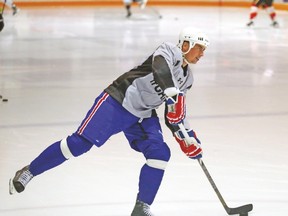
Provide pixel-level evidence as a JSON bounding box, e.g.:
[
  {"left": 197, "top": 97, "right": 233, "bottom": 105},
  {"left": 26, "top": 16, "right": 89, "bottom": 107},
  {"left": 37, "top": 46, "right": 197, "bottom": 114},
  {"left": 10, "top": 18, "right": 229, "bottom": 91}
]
[
  {"left": 251, "top": 6, "right": 258, "bottom": 12},
  {"left": 266, "top": 6, "right": 274, "bottom": 13},
  {"left": 61, "top": 133, "right": 93, "bottom": 159},
  {"left": 145, "top": 143, "right": 171, "bottom": 170},
  {"left": 146, "top": 159, "right": 168, "bottom": 170},
  {"left": 145, "top": 142, "right": 171, "bottom": 161}
]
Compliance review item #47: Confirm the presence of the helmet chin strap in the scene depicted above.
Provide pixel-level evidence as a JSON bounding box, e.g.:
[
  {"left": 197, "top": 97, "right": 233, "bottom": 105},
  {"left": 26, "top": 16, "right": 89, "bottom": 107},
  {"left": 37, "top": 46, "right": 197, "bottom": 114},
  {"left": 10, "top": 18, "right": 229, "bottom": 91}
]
[{"left": 183, "top": 57, "right": 192, "bottom": 65}]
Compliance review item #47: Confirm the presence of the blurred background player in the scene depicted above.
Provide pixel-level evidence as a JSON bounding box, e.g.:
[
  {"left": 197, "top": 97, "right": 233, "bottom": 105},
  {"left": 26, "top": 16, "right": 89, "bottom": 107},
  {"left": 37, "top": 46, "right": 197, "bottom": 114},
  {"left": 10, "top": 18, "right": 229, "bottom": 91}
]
[
  {"left": 0, "top": 13, "right": 4, "bottom": 32},
  {"left": 9, "top": 27, "right": 209, "bottom": 216},
  {"left": 0, "top": 0, "right": 5, "bottom": 31},
  {"left": 123, "top": 0, "right": 147, "bottom": 18},
  {"left": 1, "top": 0, "right": 19, "bottom": 15},
  {"left": 247, "top": 0, "right": 278, "bottom": 27}
]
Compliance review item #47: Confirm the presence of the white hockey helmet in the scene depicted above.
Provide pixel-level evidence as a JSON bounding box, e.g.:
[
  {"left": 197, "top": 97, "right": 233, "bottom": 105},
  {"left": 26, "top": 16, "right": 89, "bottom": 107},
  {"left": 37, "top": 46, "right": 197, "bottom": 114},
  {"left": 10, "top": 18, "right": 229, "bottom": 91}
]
[{"left": 178, "top": 27, "right": 210, "bottom": 54}]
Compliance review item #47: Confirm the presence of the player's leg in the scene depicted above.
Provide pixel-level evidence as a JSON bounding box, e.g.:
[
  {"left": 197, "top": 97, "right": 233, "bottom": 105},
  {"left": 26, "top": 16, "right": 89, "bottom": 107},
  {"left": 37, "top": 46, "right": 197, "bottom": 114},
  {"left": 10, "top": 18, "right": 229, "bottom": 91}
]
[
  {"left": 135, "top": 0, "right": 147, "bottom": 9},
  {"left": 11, "top": 3, "right": 19, "bottom": 15},
  {"left": 124, "top": 114, "right": 171, "bottom": 215},
  {"left": 9, "top": 134, "right": 94, "bottom": 194},
  {"left": 266, "top": 0, "right": 278, "bottom": 27},
  {"left": 3, "top": 0, "right": 19, "bottom": 15},
  {"left": 10, "top": 92, "right": 139, "bottom": 194},
  {"left": 123, "top": 0, "right": 132, "bottom": 17},
  {"left": 247, "top": 2, "right": 259, "bottom": 26}
]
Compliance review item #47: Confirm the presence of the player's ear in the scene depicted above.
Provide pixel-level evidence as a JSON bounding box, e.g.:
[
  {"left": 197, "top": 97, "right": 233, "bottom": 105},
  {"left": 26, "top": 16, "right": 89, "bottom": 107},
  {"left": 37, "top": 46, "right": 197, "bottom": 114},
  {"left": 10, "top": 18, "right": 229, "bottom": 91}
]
[{"left": 181, "top": 41, "right": 189, "bottom": 53}]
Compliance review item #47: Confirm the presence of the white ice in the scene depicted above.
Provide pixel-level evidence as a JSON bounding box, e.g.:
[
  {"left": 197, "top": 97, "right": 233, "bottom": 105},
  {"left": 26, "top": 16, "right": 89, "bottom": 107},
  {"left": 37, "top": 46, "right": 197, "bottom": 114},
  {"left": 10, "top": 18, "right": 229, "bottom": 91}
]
[{"left": 0, "top": 6, "right": 288, "bottom": 216}]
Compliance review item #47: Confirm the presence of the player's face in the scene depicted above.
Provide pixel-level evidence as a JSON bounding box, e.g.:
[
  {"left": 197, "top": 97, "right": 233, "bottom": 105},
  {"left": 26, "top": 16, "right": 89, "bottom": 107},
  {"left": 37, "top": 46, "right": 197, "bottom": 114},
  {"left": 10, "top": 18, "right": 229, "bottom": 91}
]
[{"left": 184, "top": 43, "right": 206, "bottom": 64}]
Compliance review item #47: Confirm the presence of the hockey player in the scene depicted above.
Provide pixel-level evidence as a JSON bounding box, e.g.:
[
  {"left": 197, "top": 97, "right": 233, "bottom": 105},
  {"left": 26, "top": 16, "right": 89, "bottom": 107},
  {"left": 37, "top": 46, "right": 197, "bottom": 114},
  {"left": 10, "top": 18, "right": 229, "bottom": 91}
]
[
  {"left": 123, "top": 0, "right": 147, "bottom": 18},
  {"left": 1, "top": 0, "right": 19, "bottom": 15},
  {"left": 0, "top": 12, "right": 4, "bottom": 32},
  {"left": 0, "top": 0, "right": 5, "bottom": 32},
  {"left": 9, "top": 27, "right": 209, "bottom": 216},
  {"left": 247, "top": 0, "right": 279, "bottom": 27}
]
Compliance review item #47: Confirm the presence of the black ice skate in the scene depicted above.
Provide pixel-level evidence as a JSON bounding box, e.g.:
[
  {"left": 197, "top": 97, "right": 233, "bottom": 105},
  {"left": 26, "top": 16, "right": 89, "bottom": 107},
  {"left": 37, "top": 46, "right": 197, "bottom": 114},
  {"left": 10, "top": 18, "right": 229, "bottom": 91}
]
[
  {"left": 125, "top": 5, "right": 132, "bottom": 18},
  {"left": 246, "top": 21, "right": 254, "bottom": 27},
  {"left": 126, "top": 10, "right": 132, "bottom": 18},
  {"left": 271, "top": 21, "right": 279, "bottom": 27},
  {"left": 12, "top": 4, "right": 19, "bottom": 16},
  {"left": 131, "top": 200, "right": 154, "bottom": 216},
  {"left": 9, "top": 165, "right": 33, "bottom": 195}
]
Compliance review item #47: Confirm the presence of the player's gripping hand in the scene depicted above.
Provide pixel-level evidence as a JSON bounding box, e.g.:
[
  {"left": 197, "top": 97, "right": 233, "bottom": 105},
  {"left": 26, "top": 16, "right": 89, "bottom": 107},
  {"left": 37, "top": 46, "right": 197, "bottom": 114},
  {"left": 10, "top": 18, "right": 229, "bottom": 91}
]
[
  {"left": 174, "top": 129, "right": 202, "bottom": 159},
  {"left": 166, "top": 92, "right": 186, "bottom": 125}
]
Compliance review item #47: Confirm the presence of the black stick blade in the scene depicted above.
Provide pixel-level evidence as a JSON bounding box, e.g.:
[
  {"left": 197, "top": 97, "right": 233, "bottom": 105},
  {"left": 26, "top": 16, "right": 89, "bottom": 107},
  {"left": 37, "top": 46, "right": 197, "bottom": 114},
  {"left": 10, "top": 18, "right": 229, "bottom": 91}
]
[{"left": 226, "top": 204, "right": 253, "bottom": 215}]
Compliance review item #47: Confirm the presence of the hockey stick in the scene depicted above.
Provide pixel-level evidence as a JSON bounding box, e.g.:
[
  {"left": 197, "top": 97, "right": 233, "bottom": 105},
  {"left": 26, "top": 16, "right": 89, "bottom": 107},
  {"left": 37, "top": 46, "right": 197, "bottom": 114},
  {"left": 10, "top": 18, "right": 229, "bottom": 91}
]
[
  {"left": 178, "top": 123, "right": 253, "bottom": 215},
  {"left": 146, "top": 6, "right": 162, "bottom": 19}
]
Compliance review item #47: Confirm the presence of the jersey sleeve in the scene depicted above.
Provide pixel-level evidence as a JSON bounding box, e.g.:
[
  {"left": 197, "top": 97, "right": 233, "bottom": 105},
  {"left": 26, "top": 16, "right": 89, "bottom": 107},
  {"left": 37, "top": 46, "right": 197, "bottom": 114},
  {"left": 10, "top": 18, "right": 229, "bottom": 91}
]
[{"left": 152, "top": 43, "right": 180, "bottom": 93}]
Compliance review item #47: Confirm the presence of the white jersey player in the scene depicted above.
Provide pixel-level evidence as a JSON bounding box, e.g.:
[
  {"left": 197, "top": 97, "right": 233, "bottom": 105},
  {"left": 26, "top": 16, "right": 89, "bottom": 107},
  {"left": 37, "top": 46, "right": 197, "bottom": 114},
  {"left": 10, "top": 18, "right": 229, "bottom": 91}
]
[
  {"left": 123, "top": 0, "right": 147, "bottom": 17},
  {"left": 246, "top": 0, "right": 278, "bottom": 27},
  {"left": 9, "top": 27, "right": 209, "bottom": 216},
  {"left": 1, "top": 0, "right": 19, "bottom": 15}
]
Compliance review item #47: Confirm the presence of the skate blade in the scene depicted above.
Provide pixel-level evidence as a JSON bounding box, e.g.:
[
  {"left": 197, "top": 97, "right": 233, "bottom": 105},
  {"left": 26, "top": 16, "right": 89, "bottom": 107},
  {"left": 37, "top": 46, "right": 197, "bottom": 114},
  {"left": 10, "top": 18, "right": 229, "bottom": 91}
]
[{"left": 9, "top": 178, "right": 16, "bottom": 195}]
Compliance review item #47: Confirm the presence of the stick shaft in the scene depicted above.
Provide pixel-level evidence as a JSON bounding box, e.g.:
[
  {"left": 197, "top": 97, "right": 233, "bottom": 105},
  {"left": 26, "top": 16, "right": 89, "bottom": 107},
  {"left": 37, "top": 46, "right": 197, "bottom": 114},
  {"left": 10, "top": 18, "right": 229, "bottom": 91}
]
[
  {"left": 197, "top": 158, "right": 230, "bottom": 211},
  {"left": 177, "top": 123, "right": 253, "bottom": 215},
  {"left": 178, "top": 123, "right": 230, "bottom": 212}
]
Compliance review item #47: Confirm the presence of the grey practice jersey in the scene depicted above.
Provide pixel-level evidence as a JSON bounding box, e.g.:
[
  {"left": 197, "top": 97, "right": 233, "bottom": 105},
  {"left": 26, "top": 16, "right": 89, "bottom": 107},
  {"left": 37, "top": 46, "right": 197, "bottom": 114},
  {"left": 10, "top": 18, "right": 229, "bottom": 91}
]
[{"left": 105, "top": 42, "right": 194, "bottom": 118}]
